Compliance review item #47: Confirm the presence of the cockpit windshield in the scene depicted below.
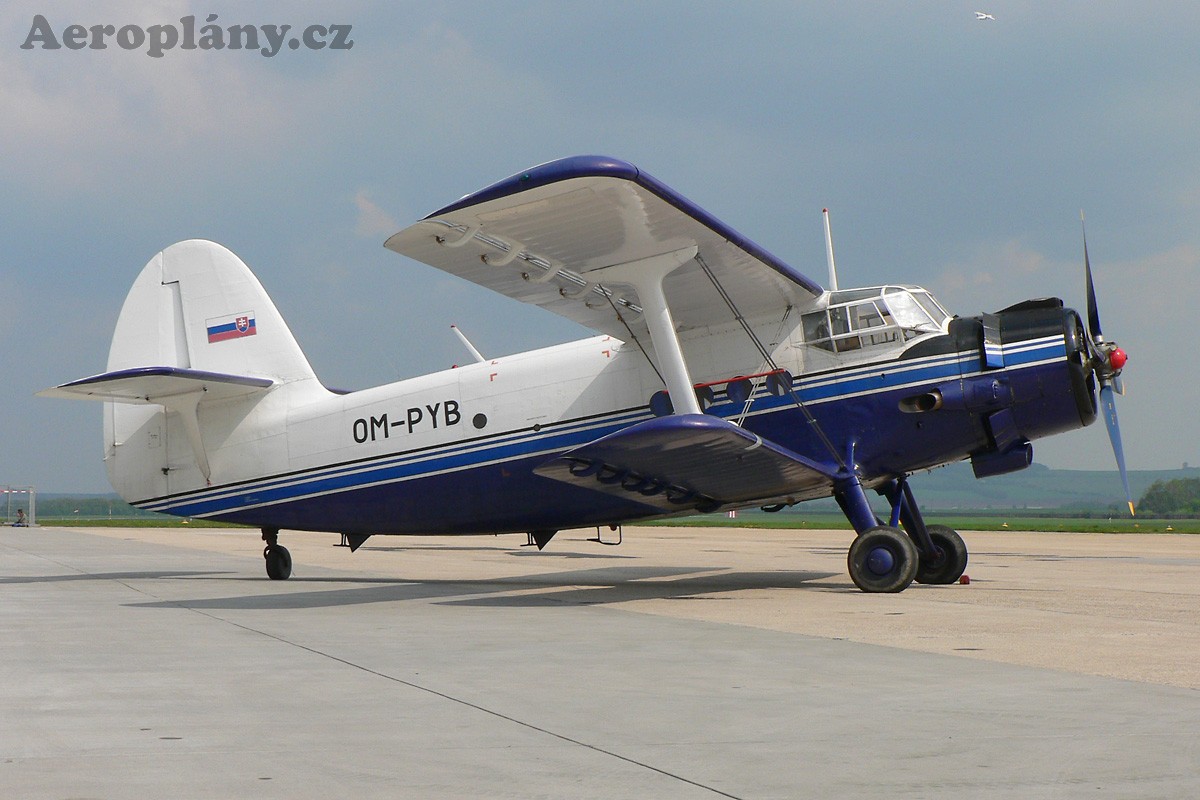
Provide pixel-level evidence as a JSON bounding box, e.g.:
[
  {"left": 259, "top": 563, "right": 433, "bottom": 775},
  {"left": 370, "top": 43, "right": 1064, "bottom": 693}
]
[{"left": 802, "top": 285, "right": 951, "bottom": 354}]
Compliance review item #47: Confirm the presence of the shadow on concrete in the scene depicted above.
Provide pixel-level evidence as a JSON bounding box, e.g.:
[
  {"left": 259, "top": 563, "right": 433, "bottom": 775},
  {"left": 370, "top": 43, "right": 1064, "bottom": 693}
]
[
  {"left": 507, "top": 550, "right": 636, "bottom": 560},
  {"left": 0, "top": 570, "right": 234, "bottom": 584},
  {"left": 443, "top": 569, "right": 837, "bottom": 607},
  {"left": 124, "top": 564, "right": 839, "bottom": 611},
  {"left": 358, "top": 544, "right": 637, "bottom": 560}
]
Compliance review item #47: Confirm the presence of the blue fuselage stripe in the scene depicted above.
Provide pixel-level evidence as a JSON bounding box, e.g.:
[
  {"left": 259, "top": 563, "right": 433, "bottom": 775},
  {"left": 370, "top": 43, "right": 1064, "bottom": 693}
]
[{"left": 138, "top": 337, "right": 1065, "bottom": 518}]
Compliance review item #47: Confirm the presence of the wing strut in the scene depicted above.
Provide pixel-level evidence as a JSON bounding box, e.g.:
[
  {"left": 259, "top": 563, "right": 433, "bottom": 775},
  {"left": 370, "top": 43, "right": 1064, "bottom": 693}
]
[{"left": 593, "top": 246, "right": 701, "bottom": 415}]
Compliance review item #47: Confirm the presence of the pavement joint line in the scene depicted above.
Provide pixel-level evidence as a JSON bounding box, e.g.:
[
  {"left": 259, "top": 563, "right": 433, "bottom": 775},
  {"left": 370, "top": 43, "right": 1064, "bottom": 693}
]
[
  {"left": 181, "top": 605, "right": 749, "bottom": 800},
  {"left": 7, "top": 539, "right": 747, "bottom": 800}
]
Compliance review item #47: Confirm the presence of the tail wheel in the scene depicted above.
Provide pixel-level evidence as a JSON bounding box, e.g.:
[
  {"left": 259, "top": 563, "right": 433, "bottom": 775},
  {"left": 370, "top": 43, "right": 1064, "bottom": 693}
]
[
  {"left": 265, "top": 545, "right": 292, "bottom": 580},
  {"left": 915, "top": 525, "right": 968, "bottom": 585},
  {"left": 847, "top": 526, "right": 918, "bottom": 593}
]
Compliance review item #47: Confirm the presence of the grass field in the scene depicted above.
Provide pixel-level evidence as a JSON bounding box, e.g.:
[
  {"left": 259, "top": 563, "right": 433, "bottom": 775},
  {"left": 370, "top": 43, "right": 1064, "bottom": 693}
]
[{"left": 648, "top": 511, "right": 1200, "bottom": 534}]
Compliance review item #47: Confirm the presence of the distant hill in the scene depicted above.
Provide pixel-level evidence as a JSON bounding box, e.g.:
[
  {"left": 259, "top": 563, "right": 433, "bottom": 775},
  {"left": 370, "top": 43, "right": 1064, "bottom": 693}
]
[
  {"left": 741, "top": 463, "right": 1199, "bottom": 516},
  {"left": 881, "top": 463, "right": 1200, "bottom": 513}
]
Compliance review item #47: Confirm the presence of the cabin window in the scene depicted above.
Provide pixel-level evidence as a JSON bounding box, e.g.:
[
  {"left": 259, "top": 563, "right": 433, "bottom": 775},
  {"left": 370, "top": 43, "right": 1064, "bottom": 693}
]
[
  {"left": 828, "top": 288, "right": 880, "bottom": 304},
  {"left": 832, "top": 304, "right": 862, "bottom": 352},
  {"left": 856, "top": 301, "right": 899, "bottom": 347},
  {"left": 829, "top": 306, "right": 852, "bottom": 337},
  {"left": 803, "top": 310, "right": 834, "bottom": 351},
  {"left": 850, "top": 301, "right": 885, "bottom": 330},
  {"left": 804, "top": 287, "right": 950, "bottom": 353}
]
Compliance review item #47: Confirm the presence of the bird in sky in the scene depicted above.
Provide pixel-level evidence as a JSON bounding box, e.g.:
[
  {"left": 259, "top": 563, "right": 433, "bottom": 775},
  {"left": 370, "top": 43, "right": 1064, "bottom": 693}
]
[{"left": 975, "top": 11, "right": 996, "bottom": 20}]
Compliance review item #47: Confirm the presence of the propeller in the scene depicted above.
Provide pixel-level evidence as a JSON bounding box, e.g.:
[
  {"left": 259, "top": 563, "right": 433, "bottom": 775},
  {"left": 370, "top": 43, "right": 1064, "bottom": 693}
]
[{"left": 1081, "top": 212, "right": 1133, "bottom": 515}]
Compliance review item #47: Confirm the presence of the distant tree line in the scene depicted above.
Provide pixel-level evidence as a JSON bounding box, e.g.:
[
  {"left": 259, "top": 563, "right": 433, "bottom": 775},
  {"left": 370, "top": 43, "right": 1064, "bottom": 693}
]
[
  {"left": 28, "top": 496, "right": 163, "bottom": 520},
  {"left": 1137, "top": 478, "right": 1200, "bottom": 516}
]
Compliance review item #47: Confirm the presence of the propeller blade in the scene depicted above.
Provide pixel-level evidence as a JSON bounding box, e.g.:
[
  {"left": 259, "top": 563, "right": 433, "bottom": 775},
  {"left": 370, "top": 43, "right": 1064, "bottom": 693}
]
[
  {"left": 1082, "top": 212, "right": 1103, "bottom": 341},
  {"left": 1099, "top": 383, "right": 1134, "bottom": 516},
  {"left": 1111, "top": 373, "right": 1125, "bottom": 396}
]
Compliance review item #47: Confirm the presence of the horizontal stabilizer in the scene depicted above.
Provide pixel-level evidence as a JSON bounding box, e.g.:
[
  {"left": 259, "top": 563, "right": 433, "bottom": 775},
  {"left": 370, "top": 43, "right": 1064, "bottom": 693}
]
[
  {"left": 38, "top": 366, "right": 274, "bottom": 404},
  {"left": 535, "top": 415, "right": 836, "bottom": 512}
]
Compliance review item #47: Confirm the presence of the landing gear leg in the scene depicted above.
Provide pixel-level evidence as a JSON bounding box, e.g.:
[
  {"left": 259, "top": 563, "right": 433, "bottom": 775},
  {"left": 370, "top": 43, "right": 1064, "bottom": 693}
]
[
  {"left": 262, "top": 527, "right": 292, "bottom": 580},
  {"left": 881, "top": 478, "right": 968, "bottom": 585},
  {"left": 836, "top": 474, "right": 917, "bottom": 593}
]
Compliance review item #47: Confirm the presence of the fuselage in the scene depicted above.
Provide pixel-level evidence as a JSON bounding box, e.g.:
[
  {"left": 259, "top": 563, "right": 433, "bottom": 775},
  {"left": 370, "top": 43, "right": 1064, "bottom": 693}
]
[{"left": 127, "top": 287, "right": 1096, "bottom": 535}]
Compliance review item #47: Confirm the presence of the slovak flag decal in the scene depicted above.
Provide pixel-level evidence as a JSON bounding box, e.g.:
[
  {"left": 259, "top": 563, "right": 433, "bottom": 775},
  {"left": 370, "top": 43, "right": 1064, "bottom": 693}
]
[{"left": 207, "top": 311, "right": 258, "bottom": 343}]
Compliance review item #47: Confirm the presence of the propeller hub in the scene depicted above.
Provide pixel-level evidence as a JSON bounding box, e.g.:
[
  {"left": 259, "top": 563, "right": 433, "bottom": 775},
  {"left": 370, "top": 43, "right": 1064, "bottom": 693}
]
[{"left": 1109, "top": 347, "right": 1128, "bottom": 371}]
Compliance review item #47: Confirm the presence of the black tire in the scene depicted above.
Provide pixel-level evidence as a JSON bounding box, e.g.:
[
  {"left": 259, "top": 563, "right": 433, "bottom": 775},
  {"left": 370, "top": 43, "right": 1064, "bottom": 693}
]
[
  {"left": 915, "top": 525, "right": 968, "bottom": 585},
  {"left": 265, "top": 545, "right": 292, "bottom": 580},
  {"left": 847, "top": 526, "right": 918, "bottom": 593}
]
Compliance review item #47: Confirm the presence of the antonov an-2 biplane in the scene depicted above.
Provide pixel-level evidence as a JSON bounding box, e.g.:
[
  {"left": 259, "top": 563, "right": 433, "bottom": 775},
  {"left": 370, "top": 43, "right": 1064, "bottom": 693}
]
[{"left": 41, "top": 156, "right": 1131, "bottom": 592}]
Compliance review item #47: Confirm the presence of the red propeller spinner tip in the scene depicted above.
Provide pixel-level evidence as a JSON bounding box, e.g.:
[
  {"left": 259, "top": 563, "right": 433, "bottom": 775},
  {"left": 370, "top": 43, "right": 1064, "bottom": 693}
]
[{"left": 1109, "top": 347, "right": 1128, "bottom": 370}]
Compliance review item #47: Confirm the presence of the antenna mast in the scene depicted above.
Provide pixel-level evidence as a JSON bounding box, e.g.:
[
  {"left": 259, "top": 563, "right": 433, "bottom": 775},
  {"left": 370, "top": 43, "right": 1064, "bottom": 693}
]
[
  {"left": 822, "top": 208, "right": 839, "bottom": 291},
  {"left": 450, "top": 325, "right": 486, "bottom": 363}
]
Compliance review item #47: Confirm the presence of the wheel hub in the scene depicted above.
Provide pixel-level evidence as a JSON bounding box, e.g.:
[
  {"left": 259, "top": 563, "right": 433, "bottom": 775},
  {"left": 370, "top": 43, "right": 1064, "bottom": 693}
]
[{"left": 866, "top": 547, "right": 895, "bottom": 576}]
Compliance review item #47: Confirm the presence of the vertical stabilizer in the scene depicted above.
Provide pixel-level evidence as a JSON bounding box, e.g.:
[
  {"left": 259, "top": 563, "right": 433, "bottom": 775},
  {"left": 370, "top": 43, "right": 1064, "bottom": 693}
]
[
  {"left": 108, "top": 240, "right": 319, "bottom": 382},
  {"left": 101, "top": 240, "right": 328, "bottom": 502}
]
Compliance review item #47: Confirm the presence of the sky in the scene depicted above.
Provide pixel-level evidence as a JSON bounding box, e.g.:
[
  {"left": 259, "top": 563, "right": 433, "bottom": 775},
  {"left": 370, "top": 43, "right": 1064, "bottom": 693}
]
[{"left": 4, "top": 1, "right": 1199, "bottom": 494}]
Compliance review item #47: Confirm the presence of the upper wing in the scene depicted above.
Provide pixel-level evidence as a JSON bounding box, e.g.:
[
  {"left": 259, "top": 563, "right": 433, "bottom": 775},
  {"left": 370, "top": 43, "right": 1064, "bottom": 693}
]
[{"left": 384, "top": 156, "right": 823, "bottom": 341}]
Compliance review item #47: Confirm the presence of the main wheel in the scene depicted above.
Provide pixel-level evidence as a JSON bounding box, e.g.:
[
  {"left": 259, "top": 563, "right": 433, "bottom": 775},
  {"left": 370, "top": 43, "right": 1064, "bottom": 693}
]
[
  {"left": 265, "top": 545, "right": 292, "bottom": 580},
  {"left": 847, "top": 526, "right": 919, "bottom": 593},
  {"left": 915, "top": 525, "right": 968, "bottom": 585}
]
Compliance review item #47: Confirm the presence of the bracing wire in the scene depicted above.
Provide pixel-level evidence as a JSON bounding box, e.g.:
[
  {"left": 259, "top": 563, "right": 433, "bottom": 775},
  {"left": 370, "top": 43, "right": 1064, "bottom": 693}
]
[
  {"left": 597, "top": 282, "right": 666, "bottom": 387},
  {"left": 735, "top": 306, "right": 795, "bottom": 425},
  {"left": 694, "top": 253, "right": 847, "bottom": 471}
]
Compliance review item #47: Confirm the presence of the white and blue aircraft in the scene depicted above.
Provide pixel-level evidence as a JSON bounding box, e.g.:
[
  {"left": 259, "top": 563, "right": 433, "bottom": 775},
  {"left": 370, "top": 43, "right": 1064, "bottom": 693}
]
[{"left": 41, "top": 156, "right": 1130, "bottom": 592}]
